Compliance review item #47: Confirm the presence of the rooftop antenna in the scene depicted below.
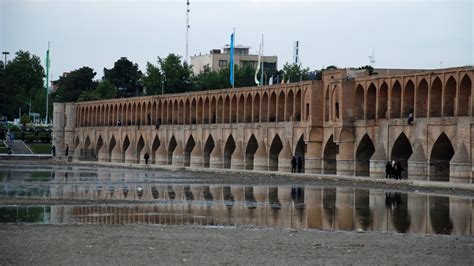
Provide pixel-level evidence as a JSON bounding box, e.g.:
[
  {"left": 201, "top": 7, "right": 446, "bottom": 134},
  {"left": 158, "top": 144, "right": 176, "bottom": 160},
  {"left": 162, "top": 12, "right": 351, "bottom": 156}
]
[
  {"left": 293, "top": 41, "right": 300, "bottom": 64},
  {"left": 185, "top": 0, "right": 190, "bottom": 64},
  {"left": 368, "top": 46, "right": 376, "bottom": 66}
]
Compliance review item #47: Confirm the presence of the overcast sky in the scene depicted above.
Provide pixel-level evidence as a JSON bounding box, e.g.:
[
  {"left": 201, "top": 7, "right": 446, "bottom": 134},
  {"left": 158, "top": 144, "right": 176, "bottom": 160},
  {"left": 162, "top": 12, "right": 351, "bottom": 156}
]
[{"left": 1, "top": 0, "right": 473, "bottom": 81}]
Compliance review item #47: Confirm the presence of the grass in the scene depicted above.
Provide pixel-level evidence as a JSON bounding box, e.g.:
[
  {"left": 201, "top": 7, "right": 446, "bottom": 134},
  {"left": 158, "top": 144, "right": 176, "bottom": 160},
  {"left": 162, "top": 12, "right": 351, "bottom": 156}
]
[
  {"left": 0, "top": 147, "right": 9, "bottom": 153},
  {"left": 27, "top": 143, "right": 51, "bottom": 154}
]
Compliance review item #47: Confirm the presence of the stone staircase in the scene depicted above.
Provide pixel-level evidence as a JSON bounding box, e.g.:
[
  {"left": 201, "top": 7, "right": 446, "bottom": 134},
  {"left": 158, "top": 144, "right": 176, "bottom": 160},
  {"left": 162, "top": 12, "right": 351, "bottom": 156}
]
[{"left": 8, "top": 140, "right": 32, "bottom": 154}]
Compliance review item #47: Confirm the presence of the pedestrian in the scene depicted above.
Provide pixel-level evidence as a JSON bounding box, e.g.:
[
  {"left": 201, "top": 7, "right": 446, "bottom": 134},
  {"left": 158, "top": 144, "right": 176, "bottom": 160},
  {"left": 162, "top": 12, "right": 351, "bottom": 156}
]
[
  {"left": 147, "top": 114, "right": 151, "bottom": 125},
  {"left": 65, "top": 145, "right": 69, "bottom": 156},
  {"left": 297, "top": 157, "right": 303, "bottom": 173},
  {"left": 117, "top": 119, "right": 121, "bottom": 126},
  {"left": 385, "top": 161, "right": 392, "bottom": 179},
  {"left": 291, "top": 156, "right": 297, "bottom": 173},
  {"left": 144, "top": 152, "right": 150, "bottom": 165},
  {"left": 51, "top": 145, "right": 56, "bottom": 156},
  {"left": 407, "top": 109, "right": 414, "bottom": 125}
]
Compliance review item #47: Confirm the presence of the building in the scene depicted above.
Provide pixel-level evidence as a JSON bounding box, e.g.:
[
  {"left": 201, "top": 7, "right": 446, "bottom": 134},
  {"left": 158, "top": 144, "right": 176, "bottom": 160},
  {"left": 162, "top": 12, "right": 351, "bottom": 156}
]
[{"left": 190, "top": 45, "right": 278, "bottom": 75}]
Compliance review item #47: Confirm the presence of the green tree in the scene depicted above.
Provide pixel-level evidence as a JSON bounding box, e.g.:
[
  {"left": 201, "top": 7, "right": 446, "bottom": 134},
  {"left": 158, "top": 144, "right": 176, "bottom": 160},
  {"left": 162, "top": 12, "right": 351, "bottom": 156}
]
[
  {"left": 142, "top": 62, "right": 163, "bottom": 95},
  {"left": 158, "top": 54, "right": 193, "bottom": 94},
  {"left": 20, "top": 113, "right": 31, "bottom": 124},
  {"left": 282, "top": 63, "right": 310, "bottom": 83},
  {"left": 0, "top": 51, "right": 45, "bottom": 120},
  {"left": 51, "top": 67, "right": 97, "bottom": 102},
  {"left": 78, "top": 79, "right": 117, "bottom": 101},
  {"left": 192, "top": 66, "right": 229, "bottom": 91},
  {"left": 103, "top": 57, "right": 143, "bottom": 97}
]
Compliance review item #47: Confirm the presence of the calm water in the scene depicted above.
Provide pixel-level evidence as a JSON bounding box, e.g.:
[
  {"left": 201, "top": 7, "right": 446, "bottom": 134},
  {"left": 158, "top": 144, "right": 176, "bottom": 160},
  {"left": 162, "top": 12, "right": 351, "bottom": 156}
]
[{"left": 0, "top": 165, "right": 472, "bottom": 236}]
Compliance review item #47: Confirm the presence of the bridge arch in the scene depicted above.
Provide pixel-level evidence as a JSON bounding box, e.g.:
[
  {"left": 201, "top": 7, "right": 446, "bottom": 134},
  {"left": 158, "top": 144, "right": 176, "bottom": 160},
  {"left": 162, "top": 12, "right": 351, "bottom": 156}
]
[
  {"left": 245, "top": 134, "right": 259, "bottom": 170},
  {"left": 253, "top": 93, "right": 260, "bottom": 123},
  {"left": 458, "top": 74, "right": 471, "bottom": 116},
  {"left": 269, "top": 134, "right": 283, "bottom": 171},
  {"left": 391, "top": 132, "right": 412, "bottom": 179},
  {"left": 286, "top": 90, "right": 294, "bottom": 121},
  {"left": 294, "top": 134, "right": 305, "bottom": 172},
  {"left": 184, "top": 99, "right": 190, "bottom": 124},
  {"left": 391, "top": 81, "right": 402, "bottom": 118},
  {"left": 277, "top": 91, "right": 285, "bottom": 122},
  {"left": 295, "top": 89, "right": 302, "bottom": 121},
  {"left": 378, "top": 82, "right": 388, "bottom": 118},
  {"left": 197, "top": 98, "right": 203, "bottom": 124},
  {"left": 355, "top": 84, "right": 364, "bottom": 120},
  {"left": 429, "top": 133, "right": 454, "bottom": 181},
  {"left": 168, "top": 135, "right": 177, "bottom": 165},
  {"left": 443, "top": 76, "right": 456, "bottom": 117},
  {"left": 430, "top": 77, "right": 442, "bottom": 117},
  {"left": 184, "top": 135, "right": 196, "bottom": 167},
  {"left": 403, "top": 80, "right": 415, "bottom": 118},
  {"left": 210, "top": 96, "right": 217, "bottom": 123},
  {"left": 231, "top": 95, "right": 237, "bottom": 123},
  {"left": 122, "top": 135, "right": 130, "bottom": 163},
  {"left": 203, "top": 135, "right": 215, "bottom": 168},
  {"left": 269, "top": 92, "right": 277, "bottom": 122},
  {"left": 366, "top": 83, "right": 376, "bottom": 120},
  {"left": 238, "top": 94, "right": 245, "bottom": 123},
  {"left": 325, "top": 86, "right": 330, "bottom": 121},
  {"left": 261, "top": 92, "right": 269, "bottom": 122},
  {"left": 191, "top": 98, "right": 197, "bottom": 124},
  {"left": 355, "top": 134, "right": 375, "bottom": 176},
  {"left": 223, "top": 135, "right": 236, "bottom": 169},
  {"left": 223, "top": 96, "right": 230, "bottom": 123},
  {"left": 204, "top": 97, "right": 210, "bottom": 124},
  {"left": 245, "top": 94, "right": 252, "bottom": 123},
  {"left": 416, "top": 79, "right": 428, "bottom": 117},
  {"left": 217, "top": 96, "right": 223, "bottom": 123},
  {"left": 323, "top": 135, "right": 337, "bottom": 174}
]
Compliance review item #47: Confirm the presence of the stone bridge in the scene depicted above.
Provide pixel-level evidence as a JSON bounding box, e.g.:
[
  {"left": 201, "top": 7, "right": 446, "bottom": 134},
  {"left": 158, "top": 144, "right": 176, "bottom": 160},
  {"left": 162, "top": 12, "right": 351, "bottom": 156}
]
[{"left": 53, "top": 67, "right": 474, "bottom": 183}]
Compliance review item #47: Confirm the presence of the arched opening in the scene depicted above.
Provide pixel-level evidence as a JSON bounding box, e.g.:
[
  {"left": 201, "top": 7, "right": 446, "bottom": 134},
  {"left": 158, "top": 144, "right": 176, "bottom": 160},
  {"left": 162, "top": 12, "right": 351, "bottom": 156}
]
[
  {"left": 458, "top": 75, "right": 471, "bottom": 116},
  {"left": 390, "top": 81, "right": 402, "bottom": 118},
  {"left": 137, "top": 136, "right": 145, "bottom": 162},
  {"left": 108, "top": 136, "right": 116, "bottom": 161},
  {"left": 403, "top": 80, "right": 414, "bottom": 118},
  {"left": 245, "top": 135, "right": 258, "bottom": 170},
  {"left": 443, "top": 76, "right": 456, "bottom": 117},
  {"left": 430, "top": 77, "right": 442, "bottom": 117},
  {"left": 269, "top": 92, "right": 277, "bottom": 122},
  {"left": 295, "top": 90, "right": 302, "bottom": 121},
  {"left": 366, "top": 84, "right": 376, "bottom": 120},
  {"left": 84, "top": 136, "right": 91, "bottom": 157},
  {"left": 223, "top": 135, "right": 236, "bottom": 169},
  {"left": 191, "top": 98, "right": 197, "bottom": 124},
  {"left": 277, "top": 91, "right": 285, "bottom": 122},
  {"left": 269, "top": 134, "right": 283, "bottom": 171},
  {"left": 147, "top": 101, "right": 152, "bottom": 125},
  {"left": 231, "top": 95, "right": 237, "bottom": 123},
  {"left": 390, "top": 133, "right": 413, "bottom": 179},
  {"left": 429, "top": 133, "right": 454, "bottom": 181},
  {"left": 253, "top": 93, "right": 260, "bottom": 123},
  {"left": 217, "top": 96, "right": 223, "bottom": 123},
  {"left": 152, "top": 101, "right": 157, "bottom": 124},
  {"left": 238, "top": 94, "right": 245, "bottom": 123},
  {"left": 163, "top": 101, "right": 168, "bottom": 125},
  {"left": 323, "top": 135, "right": 337, "bottom": 174},
  {"left": 174, "top": 100, "right": 180, "bottom": 124},
  {"left": 245, "top": 94, "right": 252, "bottom": 123},
  {"left": 184, "top": 135, "right": 195, "bottom": 167},
  {"left": 168, "top": 136, "right": 177, "bottom": 165},
  {"left": 137, "top": 102, "right": 143, "bottom": 125},
  {"left": 416, "top": 79, "right": 428, "bottom": 118},
  {"left": 294, "top": 135, "right": 305, "bottom": 172},
  {"left": 96, "top": 136, "right": 103, "bottom": 160},
  {"left": 331, "top": 86, "right": 340, "bottom": 121},
  {"left": 355, "top": 134, "right": 375, "bottom": 176},
  {"left": 286, "top": 90, "right": 294, "bottom": 121},
  {"left": 261, "top": 93, "right": 269, "bottom": 122},
  {"left": 378, "top": 82, "right": 388, "bottom": 119},
  {"left": 325, "top": 86, "right": 330, "bottom": 121},
  {"left": 151, "top": 135, "right": 160, "bottom": 164},
  {"left": 210, "top": 97, "right": 217, "bottom": 123},
  {"left": 184, "top": 99, "right": 190, "bottom": 124},
  {"left": 122, "top": 135, "right": 130, "bottom": 163},
  {"left": 204, "top": 97, "right": 210, "bottom": 124},
  {"left": 203, "top": 135, "right": 215, "bottom": 168},
  {"left": 224, "top": 96, "right": 230, "bottom": 123},
  {"left": 355, "top": 85, "right": 364, "bottom": 120},
  {"left": 197, "top": 98, "right": 203, "bottom": 124}
]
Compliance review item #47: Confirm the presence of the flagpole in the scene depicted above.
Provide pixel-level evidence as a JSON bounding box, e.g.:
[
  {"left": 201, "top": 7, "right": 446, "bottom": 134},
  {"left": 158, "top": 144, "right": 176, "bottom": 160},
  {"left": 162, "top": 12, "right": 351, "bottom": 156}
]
[
  {"left": 260, "top": 34, "right": 264, "bottom": 86},
  {"left": 232, "top": 28, "right": 235, "bottom": 89},
  {"left": 45, "top": 41, "right": 50, "bottom": 124}
]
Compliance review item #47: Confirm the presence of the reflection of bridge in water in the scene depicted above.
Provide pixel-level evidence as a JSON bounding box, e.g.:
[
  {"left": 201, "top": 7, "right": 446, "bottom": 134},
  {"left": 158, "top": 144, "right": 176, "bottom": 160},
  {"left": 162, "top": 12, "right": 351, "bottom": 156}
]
[{"left": 2, "top": 181, "right": 472, "bottom": 236}]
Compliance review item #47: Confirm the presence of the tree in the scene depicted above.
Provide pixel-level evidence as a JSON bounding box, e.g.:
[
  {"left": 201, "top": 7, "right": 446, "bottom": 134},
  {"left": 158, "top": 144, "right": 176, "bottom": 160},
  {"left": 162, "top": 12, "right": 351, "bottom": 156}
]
[
  {"left": 103, "top": 57, "right": 143, "bottom": 97},
  {"left": 142, "top": 62, "right": 163, "bottom": 95},
  {"left": 20, "top": 113, "right": 31, "bottom": 125},
  {"left": 51, "top": 67, "right": 97, "bottom": 102},
  {"left": 78, "top": 79, "right": 117, "bottom": 101},
  {"left": 282, "top": 63, "right": 310, "bottom": 83},
  {"left": 358, "top": 65, "right": 377, "bottom": 75},
  {"left": 0, "top": 51, "right": 45, "bottom": 120},
  {"left": 158, "top": 54, "right": 193, "bottom": 94}
]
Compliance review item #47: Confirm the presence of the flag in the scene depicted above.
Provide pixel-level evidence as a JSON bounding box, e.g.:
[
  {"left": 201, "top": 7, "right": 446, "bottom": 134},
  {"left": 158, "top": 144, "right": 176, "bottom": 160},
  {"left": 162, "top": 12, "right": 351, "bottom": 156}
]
[
  {"left": 229, "top": 31, "right": 235, "bottom": 87},
  {"left": 254, "top": 42, "right": 262, "bottom": 86}
]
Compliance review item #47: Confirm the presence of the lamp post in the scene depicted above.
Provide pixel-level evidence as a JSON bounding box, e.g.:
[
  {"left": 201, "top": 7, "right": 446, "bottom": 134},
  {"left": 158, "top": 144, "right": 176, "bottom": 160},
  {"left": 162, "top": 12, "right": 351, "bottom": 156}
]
[{"left": 2, "top": 51, "right": 9, "bottom": 68}]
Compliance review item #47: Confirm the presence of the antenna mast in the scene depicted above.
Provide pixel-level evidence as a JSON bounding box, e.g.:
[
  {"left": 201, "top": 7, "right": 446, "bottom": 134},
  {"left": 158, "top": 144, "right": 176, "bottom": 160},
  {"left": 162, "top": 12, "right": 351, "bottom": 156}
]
[
  {"left": 368, "top": 46, "right": 376, "bottom": 66},
  {"left": 293, "top": 41, "right": 300, "bottom": 64},
  {"left": 185, "top": 0, "right": 190, "bottom": 63}
]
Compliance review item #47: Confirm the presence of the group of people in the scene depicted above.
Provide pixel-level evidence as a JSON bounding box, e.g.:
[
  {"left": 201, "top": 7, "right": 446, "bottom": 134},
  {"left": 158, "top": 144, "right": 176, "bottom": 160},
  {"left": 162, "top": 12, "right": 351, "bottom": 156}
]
[
  {"left": 385, "top": 160, "right": 404, "bottom": 180},
  {"left": 291, "top": 156, "right": 304, "bottom": 173}
]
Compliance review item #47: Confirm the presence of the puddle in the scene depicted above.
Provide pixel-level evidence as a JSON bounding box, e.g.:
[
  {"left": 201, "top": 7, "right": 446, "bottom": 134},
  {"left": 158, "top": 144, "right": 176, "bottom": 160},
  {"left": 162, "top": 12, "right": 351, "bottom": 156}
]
[{"left": 0, "top": 165, "right": 473, "bottom": 236}]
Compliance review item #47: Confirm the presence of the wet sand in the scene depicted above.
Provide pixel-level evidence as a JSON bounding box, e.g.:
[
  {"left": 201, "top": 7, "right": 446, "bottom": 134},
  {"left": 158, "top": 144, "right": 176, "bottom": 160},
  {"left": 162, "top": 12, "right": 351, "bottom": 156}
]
[{"left": 0, "top": 224, "right": 472, "bottom": 265}]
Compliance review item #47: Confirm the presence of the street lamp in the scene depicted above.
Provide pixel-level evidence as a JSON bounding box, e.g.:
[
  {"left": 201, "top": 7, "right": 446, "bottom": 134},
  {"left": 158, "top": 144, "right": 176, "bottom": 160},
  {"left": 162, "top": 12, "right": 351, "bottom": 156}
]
[{"left": 2, "top": 51, "right": 9, "bottom": 68}]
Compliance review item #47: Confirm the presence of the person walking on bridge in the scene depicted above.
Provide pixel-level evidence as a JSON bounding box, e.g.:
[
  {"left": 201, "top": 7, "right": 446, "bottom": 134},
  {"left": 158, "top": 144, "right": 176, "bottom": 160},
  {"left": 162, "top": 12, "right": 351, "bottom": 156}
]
[{"left": 291, "top": 156, "right": 297, "bottom": 173}]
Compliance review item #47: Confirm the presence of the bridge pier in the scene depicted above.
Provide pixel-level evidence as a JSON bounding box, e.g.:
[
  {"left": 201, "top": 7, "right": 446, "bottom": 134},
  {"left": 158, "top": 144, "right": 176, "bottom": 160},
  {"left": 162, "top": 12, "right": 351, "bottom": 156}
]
[
  {"left": 305, "top": 142, "right": 322, "bottom": 174},
  {"left": 190, "top": 142, "right": 203, "bottom": 167},
  {"left": 124, "top": 146, "right": 137, "bottom": 164},
  {"left": 278, "top": 141, "right": 293, "bottom": 173},
  {"left": 155, "top": 144, "right": 168, "bottom": 165},
  {"left": 172, "top": 143, "right": 184, "bottom": 166},
  {"left": 450, "top": 144, "right": 471, "bottom": 183},
  {"left": 369, "top": 143, "right": 388, "bottom": 179},
  {"left": 110, "top": 145, "right": 122, "bottom": 163},
  {"left": 336, "top": 160, "right": 355, "bottom": 176},
  {"left": 98, "top": 145, "right": 109, "bottom": 162},
  {"left": 231, "top": 141, "right": 244, "bottom": 170},
  {"left": 210, "top": 141, "right": 223, "bottom": 168},
  {"left": 254, "top": 141, "right": 268, "bottom": 171}
]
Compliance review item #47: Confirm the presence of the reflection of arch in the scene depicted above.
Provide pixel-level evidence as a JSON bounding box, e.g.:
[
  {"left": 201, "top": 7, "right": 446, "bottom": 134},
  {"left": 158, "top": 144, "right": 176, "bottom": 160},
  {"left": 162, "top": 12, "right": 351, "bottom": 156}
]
[
  {"left": 203, "top": 135, "right": 215, "bottom": 168},
  {"left": 378, "top": 82, "right": 388, "bottom": 118},
  {"left": 458, "top": 75, "right": 471, "bottom": 116},
  {"left": 430, "top": 78, "right": 442, "bottom": 117},
  {"left": 269, "top": 134, "right": 283, "bottom": 171},
  {"left": 294, "top": 135, "right": 305, "bottom": 172},
  {"left": 355, "top": 85, "right": 364, "bottom": 120},
  {"left": 366, "top": 84, "right": 376, "bottom": 120},
  {"left": 390, "top": 133, "right": 412, "bottom": 179},
  {"left": 429, "top": 133, "right": 454, "bottom": 181},
  {"left": 245, "top": 135, "right": 258, "bottom": 170},
  {"left": 355, "top": 134, "right": 375, "bottom": 176},
  {"left": 223, "top": 135, "right": 236, "bottom": 169},
  {"left": 403, "top": 80, "right": 414, "bottom": 117},
  {"left": 390, "top": 81, "right": 401, "bottom": 118},
  {"left": 184, "top": 135, "right": 195, "bottom": 167},
  {"left": 416, "top": 79, "right": 428, "bottom": 117},
  {"left": 323, "top": 135, "right": 337, "bottom": 174},
  {"left": 168, "top": 136, "right": 177, "bottom": 165},
  {"left": 429, "top": 196, "right": 453, "bottom": 234},
  {"left": 443, "top": 76, "right": 456, "bottom": 117}
]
